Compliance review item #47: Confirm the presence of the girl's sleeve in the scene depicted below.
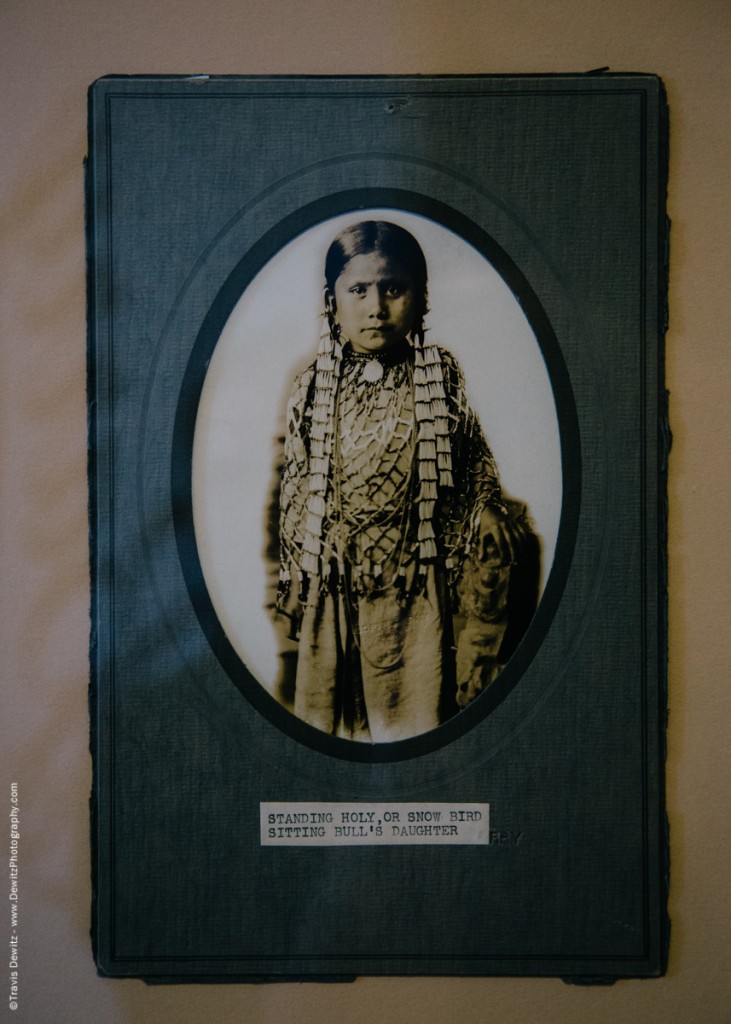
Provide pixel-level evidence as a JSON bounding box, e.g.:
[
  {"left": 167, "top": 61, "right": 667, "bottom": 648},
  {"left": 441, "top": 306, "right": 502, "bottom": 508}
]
[
  {"left": 440, "top": 349, "right": 506, "bottom": 557},
  {"left": 440, "top": 349, "right": 537, "bottom": 708},
  {"left": 279, "top": 366, "right": 315, "bottom": 572}
]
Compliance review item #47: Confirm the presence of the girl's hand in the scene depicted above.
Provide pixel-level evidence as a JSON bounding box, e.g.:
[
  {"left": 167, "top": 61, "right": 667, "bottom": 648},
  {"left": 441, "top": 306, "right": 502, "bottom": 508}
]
[{"left": 477, "top": 504, "right": 529, "bottom": 566}]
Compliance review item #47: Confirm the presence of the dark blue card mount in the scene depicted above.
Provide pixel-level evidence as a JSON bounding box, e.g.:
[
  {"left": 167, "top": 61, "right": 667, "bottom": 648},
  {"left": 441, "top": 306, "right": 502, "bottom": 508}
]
[{"left": 87, "top": 74, "right": 669, "bottom": 980}]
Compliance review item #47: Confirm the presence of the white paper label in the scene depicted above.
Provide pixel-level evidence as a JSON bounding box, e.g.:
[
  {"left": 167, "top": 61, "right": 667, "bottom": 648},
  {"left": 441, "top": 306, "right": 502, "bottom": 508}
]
[{"left": 260, "top": 802, "right": 490, "bottom": 846}]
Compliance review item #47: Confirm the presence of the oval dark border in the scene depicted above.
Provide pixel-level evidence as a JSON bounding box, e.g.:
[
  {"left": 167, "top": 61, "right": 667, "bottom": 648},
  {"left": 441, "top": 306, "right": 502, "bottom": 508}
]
[{"left": 172, "top": 187, "right": 581, "bottom": 763}]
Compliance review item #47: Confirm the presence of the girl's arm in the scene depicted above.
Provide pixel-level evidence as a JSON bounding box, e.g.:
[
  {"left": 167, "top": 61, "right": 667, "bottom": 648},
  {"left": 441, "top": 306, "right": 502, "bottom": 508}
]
[
  {"left": 440, "top": 348, "right": 536, "bottom": 706},
  {"left": 279, "top": 366, "right": 316, "bottom": 571}
]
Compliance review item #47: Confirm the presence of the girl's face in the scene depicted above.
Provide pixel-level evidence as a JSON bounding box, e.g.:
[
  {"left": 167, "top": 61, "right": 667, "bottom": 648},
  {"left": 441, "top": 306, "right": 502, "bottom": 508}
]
[{"left": 331, "top": 252, "right": 418, "bottom": 354}]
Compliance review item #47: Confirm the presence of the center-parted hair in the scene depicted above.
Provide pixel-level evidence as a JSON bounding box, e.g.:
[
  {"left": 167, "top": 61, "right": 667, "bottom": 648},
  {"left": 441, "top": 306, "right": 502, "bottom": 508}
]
[{"left": 324, "top": 221, "right": 429, "bottom": 337}]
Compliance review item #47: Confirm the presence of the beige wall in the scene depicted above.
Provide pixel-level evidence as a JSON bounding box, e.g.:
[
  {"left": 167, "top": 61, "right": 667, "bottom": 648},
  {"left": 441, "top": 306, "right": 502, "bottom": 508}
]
[{"left": 2, "top": 1, "right": 729, "bottom": 1020}]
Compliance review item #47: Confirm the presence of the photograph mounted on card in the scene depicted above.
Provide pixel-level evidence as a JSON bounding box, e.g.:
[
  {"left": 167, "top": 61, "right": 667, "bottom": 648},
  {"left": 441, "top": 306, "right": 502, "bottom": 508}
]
[
  {"left": 173, "top": 196, "right": 577, "bottom": 759},
  {"left": 88, "top": 75, "right": 668, "bottom": 979}
]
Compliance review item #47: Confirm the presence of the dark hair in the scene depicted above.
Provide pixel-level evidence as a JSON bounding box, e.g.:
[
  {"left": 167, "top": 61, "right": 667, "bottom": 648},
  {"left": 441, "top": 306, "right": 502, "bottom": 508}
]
[{"left": 324, "top": 221, "right": 429, "bottom": 338}]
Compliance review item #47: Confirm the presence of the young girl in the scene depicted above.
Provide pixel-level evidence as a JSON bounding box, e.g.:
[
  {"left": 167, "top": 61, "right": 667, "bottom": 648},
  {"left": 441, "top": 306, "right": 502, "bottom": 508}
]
[{"left": 275, "top": 220, "right": 534, "bottom": 742}]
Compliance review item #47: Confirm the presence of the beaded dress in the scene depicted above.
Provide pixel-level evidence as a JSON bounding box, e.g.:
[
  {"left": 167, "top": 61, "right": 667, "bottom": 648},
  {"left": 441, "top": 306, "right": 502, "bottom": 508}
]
[{"left": 277, "top": 335, "right": 519, "bottom": 742}]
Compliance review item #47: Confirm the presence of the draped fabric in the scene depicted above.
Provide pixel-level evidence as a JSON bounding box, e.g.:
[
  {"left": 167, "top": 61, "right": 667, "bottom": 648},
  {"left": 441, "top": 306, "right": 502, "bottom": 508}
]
[{"left": 275, "top": 339, "right": 529, "bottom": 741}]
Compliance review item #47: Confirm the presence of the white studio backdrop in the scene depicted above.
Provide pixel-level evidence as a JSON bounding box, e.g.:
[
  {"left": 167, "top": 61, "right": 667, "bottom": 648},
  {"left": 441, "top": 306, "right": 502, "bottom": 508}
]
[{"left": 192, "top": 209, "right": 562, "bottom": 692}]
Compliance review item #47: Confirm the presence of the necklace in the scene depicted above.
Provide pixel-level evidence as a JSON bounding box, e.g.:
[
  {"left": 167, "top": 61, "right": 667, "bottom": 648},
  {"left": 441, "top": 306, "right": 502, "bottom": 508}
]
[
  {"left": 343, "top": 340, "right": 411, "bottom": 385},
  {"left": 361, "top": 358, "right": 384, "bottom": 383},
  {"left": 346, "top": 349, "right": 386, "bottom": 384}
]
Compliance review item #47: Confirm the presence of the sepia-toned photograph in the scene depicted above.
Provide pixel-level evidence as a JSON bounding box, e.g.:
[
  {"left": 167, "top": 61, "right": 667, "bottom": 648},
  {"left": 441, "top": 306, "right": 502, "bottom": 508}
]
[{"left": 192, "top": 209, "right": 562, "bottom": 742}]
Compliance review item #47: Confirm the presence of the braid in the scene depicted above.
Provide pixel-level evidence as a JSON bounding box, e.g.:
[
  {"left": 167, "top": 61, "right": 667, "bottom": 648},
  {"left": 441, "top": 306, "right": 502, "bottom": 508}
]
[
  {"left": 323, "top": 294, "right": 340, "bottom": 342},
  {"left": 297, "top": 314, "right": 342, "bottom": 586}
]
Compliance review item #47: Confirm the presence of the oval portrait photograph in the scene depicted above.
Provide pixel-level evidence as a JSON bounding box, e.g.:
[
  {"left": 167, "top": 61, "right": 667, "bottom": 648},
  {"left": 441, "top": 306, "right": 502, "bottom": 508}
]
[{"left": 190, "top": 209, "right": 563, "bottom": 746}]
